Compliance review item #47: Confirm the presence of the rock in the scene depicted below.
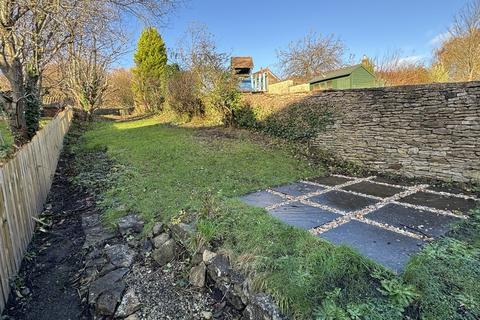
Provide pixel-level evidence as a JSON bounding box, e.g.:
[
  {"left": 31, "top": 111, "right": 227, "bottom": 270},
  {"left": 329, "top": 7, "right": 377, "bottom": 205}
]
[
  {"left": 230, "top": 271, "right": 248, "bottom": 306},
  {"left": 100, "top": 263, "right": 117, "bottom": 276},
  {"left": 82, "top": 214, "right": 102, "bottom": 229},
  {"left": 105, "top": 244, "right": 136, "bottom": 268},
  {"left": 83, "top": 225, "right": 116, "bottom": 250},
  {"left": 152, "top": 222, "right": 164, "bottom": 236},
  {"left": 241, "top": 277, "right": 254, "bottom": 304},
  {"left": 118, "top": 215, "right": 144, "bottom": 235},
  {"left": 242, "top": 293, "right": 287, "bottom": 320},
  {"left": 191, "top": 252, "right": 203, "bottom": 265},
  {"left": 127, "top": 238, "right": 141, "bottom": 249},
  {"left": 88, "top": 267, "right": 129, "bottom": 303},
  {"left": 82, "top": 214, "right": 116, "bottom": 249},
  {"left": 206, "top": 254, "right": 230, "bottom": 283},
  {"left": 143, "top": 239, "right": 153, "bottom": 253},
  {"left": 85, "top": 256, "right": 107, "bottom": 269},
  {"left": 189, "top": 263, "right": 206, "bottom": 287},
  {"left": 170, "top": 222, "right": 195, "bottom": 245},
  {"left": 202, "top": 250, "right": 217, "bottom": 264},
  {"left": 86, "top": 248, "right": 103, "bottom": 261},
  {"left": 152, "top": 233, "right": 170, "bottom": 248},
  {"left": 95, "top": 282, "right": 125, "bottom": 316},
  {"left": 115, "top": 288, "right": 142, "bottom": 318},
  {"left": 217, "top": 282, "right": 245, "bottom": 311},
  {"left": 201, "top": 311, "right": 213, "bottom": 319},
  {"left": 20, "top": 287, "right": 31, "bottom": 297},
  {"left": 125, "top": 314, "right": 140, "bottom": 320},
  {"left": 151, "top": 239, "right": 178, "bottom": 266}
]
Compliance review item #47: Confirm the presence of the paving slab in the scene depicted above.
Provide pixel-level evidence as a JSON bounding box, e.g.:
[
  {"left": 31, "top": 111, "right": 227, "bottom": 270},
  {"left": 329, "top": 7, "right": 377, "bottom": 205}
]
[
  {"left": 426, "top": 185, "right": 478, "bottom": 197},
  {"left": 240, "top": 191, "right": 285, "bottom": 208},
  {"left": 269, "top": 202, "right": 341, "bottom": 230},
  {"left": 308, "top": 176, "right": 353, "bottom": 186},
  {"left": 319, "top": 220, "right": 425, "bottom": 272},
  {"left": 372, "top": 176, "right": 417, "bottom": 187},
  {"left": 399, "top": 191, "right": 478, "bottom": 213},
  {"left": 272, "top": 182, "right": 325, "bottom": 197},
  {"left": 342, "top": 181, "right": 404, "bottom": 198},
  {"left": 309, "top": 190, "right": 379, "bottom": 213},
  {"left": 365, "top": 203, "right": 460, "bottom": 238}
]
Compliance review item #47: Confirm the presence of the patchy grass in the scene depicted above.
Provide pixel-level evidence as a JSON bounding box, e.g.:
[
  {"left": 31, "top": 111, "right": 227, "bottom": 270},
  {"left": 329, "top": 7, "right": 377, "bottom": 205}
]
[
  {"left": 78, "top": 118, "right": 324, "bottom": 228},
  {"left": 74, "top": 117, "right": 480, "bottom": 319},
  {"left": 39, "top": 117, "right": 53, "bottom": 128},
  {"left": 403, "top": 209, "right": 480, "bottom": 320},
  {"left": 0, "top": 119, "right": 14, "bottom": 159},
  {"left": 0, "top": 116, "right": 55, "bottom": 161}
]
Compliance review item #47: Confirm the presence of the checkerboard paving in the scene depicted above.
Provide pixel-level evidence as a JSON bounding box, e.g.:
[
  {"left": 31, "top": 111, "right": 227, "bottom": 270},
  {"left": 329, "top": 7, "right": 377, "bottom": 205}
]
[{"left": 240, "top": 175, "right": 479, "bottom": 272}]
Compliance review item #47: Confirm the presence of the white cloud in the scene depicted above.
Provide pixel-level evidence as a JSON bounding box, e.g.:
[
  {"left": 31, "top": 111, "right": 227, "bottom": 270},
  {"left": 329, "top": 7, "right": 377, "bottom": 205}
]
[
  {"left": 428, "top": 31, "right": 451, "bottom": 46},
  {"left": 398, "top": 55, "right": 425, "bottom": 66}
]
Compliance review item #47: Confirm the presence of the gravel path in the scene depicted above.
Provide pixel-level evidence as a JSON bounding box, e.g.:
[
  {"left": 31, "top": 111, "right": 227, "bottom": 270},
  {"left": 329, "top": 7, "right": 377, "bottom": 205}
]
[{"left": 125, "top": 258, "right": 238, "bottom": 320}]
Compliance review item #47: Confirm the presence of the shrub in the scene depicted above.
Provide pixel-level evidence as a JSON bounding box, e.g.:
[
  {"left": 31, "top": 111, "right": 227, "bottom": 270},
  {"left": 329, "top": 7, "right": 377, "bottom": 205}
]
[
  {"left": 232, "top": 103, "right": 257, "bottom": 128},
  {"left": 167, "top": 71, "right": 204, "bottom": 119},
  {"left": 204, "top": 71, "right": 242, "bottom": 126},
  {"left": 262, "top": 102, "right": 334, "bottom": 141}
]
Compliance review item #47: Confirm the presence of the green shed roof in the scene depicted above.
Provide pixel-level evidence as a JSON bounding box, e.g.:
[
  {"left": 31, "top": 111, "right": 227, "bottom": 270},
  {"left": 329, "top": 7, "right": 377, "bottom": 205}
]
[{"left": 308, "top": 64, "right": 372, "bottom": 84}]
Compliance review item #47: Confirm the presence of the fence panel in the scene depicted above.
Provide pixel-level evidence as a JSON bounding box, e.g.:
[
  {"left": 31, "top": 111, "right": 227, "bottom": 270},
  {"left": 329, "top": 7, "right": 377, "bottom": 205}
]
[{"left": 0, "top": 108, "right": 73, "bottom": 312}]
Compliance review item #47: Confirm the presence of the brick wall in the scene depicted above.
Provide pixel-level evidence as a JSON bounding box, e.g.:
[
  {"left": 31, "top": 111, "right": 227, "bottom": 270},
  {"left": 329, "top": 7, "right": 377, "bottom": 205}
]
[{"left": 246, "top": 81, "right": 480, "bottom": 183}]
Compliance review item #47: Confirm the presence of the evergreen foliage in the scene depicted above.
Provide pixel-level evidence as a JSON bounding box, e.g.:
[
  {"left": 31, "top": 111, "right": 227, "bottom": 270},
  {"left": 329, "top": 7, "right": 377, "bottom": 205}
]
[{"left": 132, "top": 27, "right": 168, "bottom": 113}]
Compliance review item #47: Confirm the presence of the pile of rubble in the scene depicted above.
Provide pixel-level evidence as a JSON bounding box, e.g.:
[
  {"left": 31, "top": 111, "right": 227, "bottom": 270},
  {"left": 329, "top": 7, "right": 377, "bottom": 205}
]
[{"left": 81, "top": 214, "right": 286, "bottom": 320}]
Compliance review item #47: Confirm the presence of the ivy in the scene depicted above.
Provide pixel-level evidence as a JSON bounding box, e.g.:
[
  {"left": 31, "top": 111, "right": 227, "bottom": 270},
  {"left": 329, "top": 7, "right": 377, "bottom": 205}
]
[{"left": 233, "top": 99, "right": 335, "bottom": 142}]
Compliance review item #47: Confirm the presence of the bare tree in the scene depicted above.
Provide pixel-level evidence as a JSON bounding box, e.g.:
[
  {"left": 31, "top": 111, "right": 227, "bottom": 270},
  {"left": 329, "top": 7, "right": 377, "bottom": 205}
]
[
  {"left": 0, "top": 1, "right": 83, "bottom": 138},
  {"left": 176, "top": 23, "right": 229, "bottom": 91},
  {"left": 0, "top": 0, "right": 179, "bottom": 140},
  {"left": 104, "top": 68, "right": 135, "bottom": 108},
  {"left": 434, "top": 0, "right": 480, "bottom": 81},
  {"left": 276, "top": 31, "right": 345, "bottom": 80},
  {"left": 374, "top": 50, "right": 429, "bottom": 86},
  {"left": 174, "top": 23, "right": 240, "bottom": 125}
]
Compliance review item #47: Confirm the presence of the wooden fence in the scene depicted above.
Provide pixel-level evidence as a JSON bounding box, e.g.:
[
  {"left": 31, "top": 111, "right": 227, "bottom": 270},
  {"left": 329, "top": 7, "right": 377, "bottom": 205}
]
[{"left": 0, "top": 108, "right": 73, "bottom": 312}]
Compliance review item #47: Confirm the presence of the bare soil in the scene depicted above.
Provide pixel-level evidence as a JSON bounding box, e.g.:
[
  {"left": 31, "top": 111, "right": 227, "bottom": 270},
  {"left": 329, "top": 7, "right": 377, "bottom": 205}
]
[{"left": 2, "top": 147, "right": 91, "bottom": 320}]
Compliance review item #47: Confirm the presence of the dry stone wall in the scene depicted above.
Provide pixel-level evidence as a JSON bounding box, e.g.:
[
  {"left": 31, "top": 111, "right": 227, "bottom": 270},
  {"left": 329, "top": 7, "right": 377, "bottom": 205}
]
[{"left": 247, "top": 81, "right": 480, "bottom": 183}]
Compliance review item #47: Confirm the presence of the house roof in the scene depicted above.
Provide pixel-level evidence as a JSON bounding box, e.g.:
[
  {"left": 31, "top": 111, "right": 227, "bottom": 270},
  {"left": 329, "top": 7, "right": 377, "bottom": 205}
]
[
  {"left": 231, "top": 57, "right": 254, "bottom": 69},
  {"left": 252, "top": 67, "right": 280, "bottom": 82},
  {"left": 308, "top": 64, "right": 371, "bottom": 84}
]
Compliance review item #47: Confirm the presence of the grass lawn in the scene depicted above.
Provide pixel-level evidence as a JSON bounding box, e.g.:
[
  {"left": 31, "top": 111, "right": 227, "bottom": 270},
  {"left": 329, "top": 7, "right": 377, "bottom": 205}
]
[
  {"left": 0, "top": 117, "right": 53, "bottom": 161},
  {"left": 0, "top": 119, "right": 14, "bottom": 160},
  {"left": 75, "top": 117, "right": 480, "bottom": 320}
]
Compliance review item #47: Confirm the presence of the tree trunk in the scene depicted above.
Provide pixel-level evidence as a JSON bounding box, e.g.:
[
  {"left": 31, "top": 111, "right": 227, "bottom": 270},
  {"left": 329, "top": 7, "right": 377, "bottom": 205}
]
[
  {"left": 7, "top": 59, "right": 28, "bottom": 141},
  {"left": 25, "top": 72, "right": 41, "bottom": 138}
]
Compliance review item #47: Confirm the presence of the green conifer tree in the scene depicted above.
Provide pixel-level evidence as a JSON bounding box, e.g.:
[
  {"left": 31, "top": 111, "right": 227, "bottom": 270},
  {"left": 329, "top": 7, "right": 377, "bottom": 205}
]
[{"left": 132, "top": 27, "right": 167, "bottom": 112}]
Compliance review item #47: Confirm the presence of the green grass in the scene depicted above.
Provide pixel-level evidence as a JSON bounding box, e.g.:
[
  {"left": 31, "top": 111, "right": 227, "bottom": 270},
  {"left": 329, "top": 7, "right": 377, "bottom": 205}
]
[
  {"left": 0, "top": 117, "right": 52, "bottom": 160},
  {"left": 0, "top": 119, "right": 14, "bottom": 159},
  {"left": 79, "top": 118, "right": 324, "bottom": 227},
  {"left": 75, "top": 117, "right": 480, "bottom": 319},
  {"left": 403, "top": 209, "right": 480, "bottom": 320}
]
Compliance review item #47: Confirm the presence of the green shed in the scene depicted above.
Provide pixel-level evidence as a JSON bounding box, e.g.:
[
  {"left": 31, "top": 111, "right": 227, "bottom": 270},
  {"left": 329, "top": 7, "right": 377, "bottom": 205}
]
[{"left": 309, "top": 64, "right": 380, "bottom": 91}]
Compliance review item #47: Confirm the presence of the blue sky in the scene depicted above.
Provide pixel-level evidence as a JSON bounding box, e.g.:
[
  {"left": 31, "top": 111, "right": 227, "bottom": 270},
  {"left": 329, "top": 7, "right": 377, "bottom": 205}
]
[{"left": 118, "top": 0, "right": 468, "bottom": 75}]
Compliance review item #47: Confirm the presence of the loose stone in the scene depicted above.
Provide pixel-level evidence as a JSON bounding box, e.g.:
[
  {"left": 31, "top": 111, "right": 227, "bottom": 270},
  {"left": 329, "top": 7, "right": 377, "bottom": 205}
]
[
  {"left": 202, "top": 249, "right": 217, "bottom": 264},
  {"left": 115, "top": 288, "right": 142, "bottom": 318},
  {"left": 151, "top": 238, "right": 178, "bottom": 266},
  {"left": 152, "top": 233, "right": 170, "bottom": 248},
  {"left": 189, "top": 263, "right": 207, "bottom": 287}
]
